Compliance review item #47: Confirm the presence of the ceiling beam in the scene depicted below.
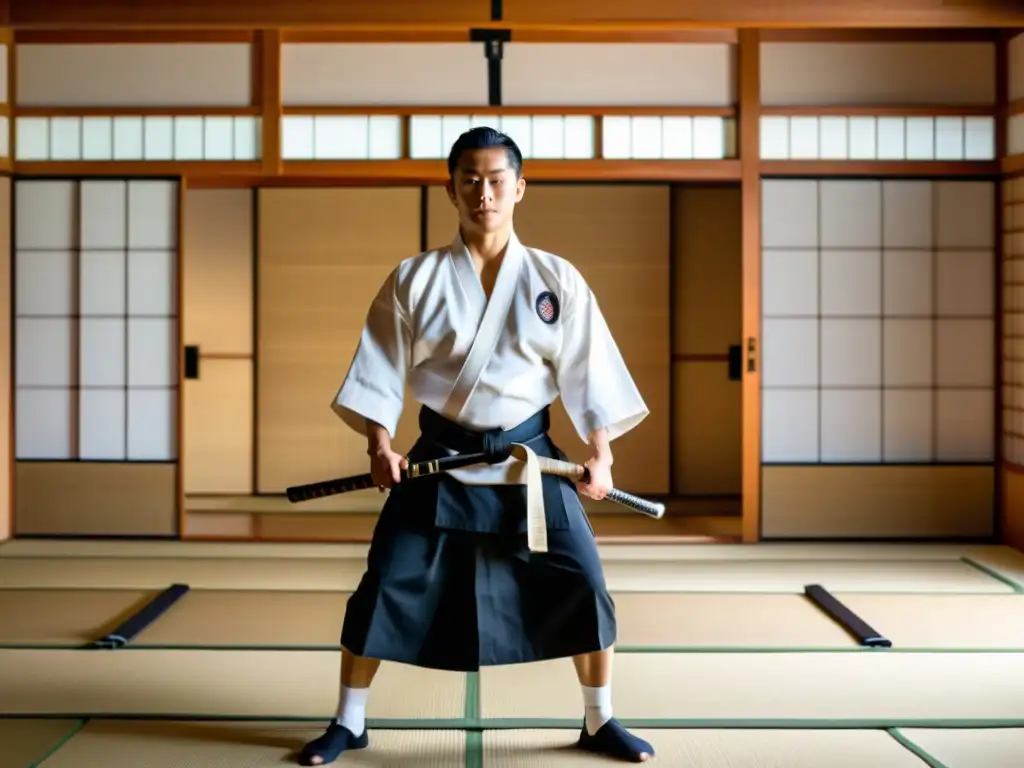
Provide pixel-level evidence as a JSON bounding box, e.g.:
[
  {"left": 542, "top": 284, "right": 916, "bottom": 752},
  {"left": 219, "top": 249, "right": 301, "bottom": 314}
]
[{"left": 8, "top": 0, "right": 1024, "bottom": 29}]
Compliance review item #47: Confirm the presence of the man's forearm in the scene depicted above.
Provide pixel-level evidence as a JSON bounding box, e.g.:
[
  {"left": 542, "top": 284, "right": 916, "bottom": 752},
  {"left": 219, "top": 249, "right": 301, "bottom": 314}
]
[
  {"left": 588, "top": 427, "right": 612, "bottom": 464},
  {"left": 366, "top": 419, "right": 392, "bottom": 455}
]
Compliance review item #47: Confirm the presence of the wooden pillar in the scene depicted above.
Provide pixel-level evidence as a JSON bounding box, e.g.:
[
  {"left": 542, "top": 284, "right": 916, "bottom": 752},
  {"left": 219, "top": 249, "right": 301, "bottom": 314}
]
[
  {"left": 256, "top": 29, "right": 282, "bottom": 176},
  {"left": 738, "top": 29, "right": 762, "bottom": 543}
]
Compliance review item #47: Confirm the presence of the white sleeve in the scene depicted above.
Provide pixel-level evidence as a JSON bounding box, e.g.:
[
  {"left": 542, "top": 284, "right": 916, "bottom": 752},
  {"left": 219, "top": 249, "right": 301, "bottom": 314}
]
[
  {"left": 554, "top": 276, "right": 648, "bottom": 444},
  {"left": 331, "top": 268, "right": 412, "bottom": 438}
]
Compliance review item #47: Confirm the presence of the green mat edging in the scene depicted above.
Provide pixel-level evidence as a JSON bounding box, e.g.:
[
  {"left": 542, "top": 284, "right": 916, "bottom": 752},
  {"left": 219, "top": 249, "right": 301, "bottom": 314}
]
[
  {"left": 25, "top": 717, "right": 88, "bottom": 768},
  {"left": 464, "top": 673, "right": 480, "bottom": 768},
  {"left": 4, "top": 714, "right": 1024, "bottom": 730},
  {"left": 464, "top": 730, "right": 482, "bottom": 768},
  {"left": 7, "top": 641, "right": 1024, "bottom": 654},
  {"left": 888, "top": 727, "right": 952, "bottom": 768},
  {"left": 959, "top": 557, "right": 1024, "bottom": 593}
]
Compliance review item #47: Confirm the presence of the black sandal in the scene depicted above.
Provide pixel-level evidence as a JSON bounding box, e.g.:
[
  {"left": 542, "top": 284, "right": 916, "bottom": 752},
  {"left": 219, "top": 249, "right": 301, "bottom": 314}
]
[{"left": 298, "top": 722, "right": 369, "bottom": 765}]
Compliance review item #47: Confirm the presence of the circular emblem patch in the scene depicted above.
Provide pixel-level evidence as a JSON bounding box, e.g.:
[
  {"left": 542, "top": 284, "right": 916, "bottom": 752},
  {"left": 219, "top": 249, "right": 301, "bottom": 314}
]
[{"left": 535, "top": 291, "right": 559, "bottom": 324}]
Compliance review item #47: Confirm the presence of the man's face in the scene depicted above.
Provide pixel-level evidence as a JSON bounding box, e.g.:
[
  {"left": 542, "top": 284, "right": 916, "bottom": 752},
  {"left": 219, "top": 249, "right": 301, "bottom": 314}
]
[{"left": 446, "top": 147, "right": 526, "bottom": 234}]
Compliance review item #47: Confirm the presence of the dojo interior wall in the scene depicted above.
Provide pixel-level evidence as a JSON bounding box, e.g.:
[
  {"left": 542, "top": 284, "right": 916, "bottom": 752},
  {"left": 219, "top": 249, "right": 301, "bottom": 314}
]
[
  {"left": 2, "top": 32, "right": 1018, "bottom": 543},
  {"left": 758, "top": 40, "right": 999, "bottom": 539},
  {"left": 250, "top": 183, "right": 741, "bottom": 504},
  {"left": 12, "top": 179, "right": 181, "bottom": 536},
  {"left": 1003, "top": 34, "right": 1024, "bottom": 549}
]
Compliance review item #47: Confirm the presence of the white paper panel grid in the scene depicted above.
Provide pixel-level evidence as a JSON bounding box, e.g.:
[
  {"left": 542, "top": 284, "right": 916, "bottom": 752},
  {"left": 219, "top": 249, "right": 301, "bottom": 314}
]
[
  {"left": 15, "top": 388, "right": 74, "bottom": 460},
  {"left": 14, "top": 177, "right": 182, "bottom": 463},
  {"left": 404, "top": 114, "right": 596, "bottom": 161},
  {"left": 79, "top": 388, "right": 127, "bottom": 460},
  {"left": 602, "top": 116, "right": 731, "bottom": 159},
  {"left": 128, "top": 388, "right": 177, "bottom": 460},
  {"left": 759, "top": 115, "right": 996, "bottom": 161},
  {"left": 761, "top": 178, "right": 997, "bottom": 465},
  {"left": 15, "top": 116, "right": 261, "bottom": 161}
]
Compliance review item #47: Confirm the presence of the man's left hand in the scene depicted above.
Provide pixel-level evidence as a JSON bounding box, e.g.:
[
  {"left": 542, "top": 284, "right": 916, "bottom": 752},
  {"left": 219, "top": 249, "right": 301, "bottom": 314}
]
[{"left": 577, "top": 455, "right": 613, "bottom": 500}]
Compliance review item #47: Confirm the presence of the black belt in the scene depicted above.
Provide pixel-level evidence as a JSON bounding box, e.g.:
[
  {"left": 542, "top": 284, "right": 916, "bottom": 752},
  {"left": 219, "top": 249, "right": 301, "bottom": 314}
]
[{"left": 418, "top": 406, "right": 550, "bottom": 462}]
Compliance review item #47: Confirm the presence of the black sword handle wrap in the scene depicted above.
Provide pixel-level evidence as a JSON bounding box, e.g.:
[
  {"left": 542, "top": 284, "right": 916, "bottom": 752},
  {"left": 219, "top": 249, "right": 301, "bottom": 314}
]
[
  {"left": 285, "top": 453, "right": 492, "bottom": 503},
  {"left": 285, "top": 473, "right": 375, "bottom": 502}
]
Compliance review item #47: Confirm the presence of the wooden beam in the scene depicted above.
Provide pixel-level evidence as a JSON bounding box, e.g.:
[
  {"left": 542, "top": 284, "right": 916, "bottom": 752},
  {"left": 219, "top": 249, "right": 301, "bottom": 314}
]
[
  {"left": 761, "top": 106, "right": 997, "bottom": 117},
  {"left": 14, "top": 29, "right": 255, "bottom": 42},
  {"left": 760, "top": 161, "right": 1001, "bottom": 177},
  {"left": 8, "top": 0, "right": 490, "bottom": 27},
  {"left": 502, "top": 0, "right": 1024, "bottom": 27},
  {"left": 758, "top": 28, "right": 1005, "bottom": 42},
  {"left": 8, "top": 0, "right": 1023, "bottom": 29},
  {"left": 281, "top": 159, "right": 743, "bottom": 183},
  {"left": 281, "top": 105, "right": 737, "bottom": 117},
  {"left": 738, "top": 28, "right": 760, "bottom": 545},
  {"left": 257, "top": 29, "right": 282, "bottom": 176}
]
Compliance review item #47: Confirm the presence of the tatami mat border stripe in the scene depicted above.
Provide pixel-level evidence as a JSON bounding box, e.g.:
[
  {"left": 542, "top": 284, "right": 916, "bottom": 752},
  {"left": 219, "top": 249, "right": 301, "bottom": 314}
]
[
  {"left": 6, "top": 638, "right": 1024, "bottom": 651},
  {"left": 959, "top": 557, "right": 1024, "bottom": 592},
  {"left": 887, "top": 728, "right": 952, "bottom": 768},
  {"left": 7, "top": 642, "right": 1024, "bottom": 653},
  {"left": 24, "top": 718, "right": 88, "bottom": 768},
  {"left": 6, "top": 715, "right": 1024, "bottom": 729},
  {"left": 464, "top": 673, "right": 481, "bottom": 768}
]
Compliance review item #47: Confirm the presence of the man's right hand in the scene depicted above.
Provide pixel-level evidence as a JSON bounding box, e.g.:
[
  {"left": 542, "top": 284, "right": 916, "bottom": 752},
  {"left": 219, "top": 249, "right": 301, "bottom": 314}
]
[{"left": 370, "top": 446, "right": 407, "bottom": 491}]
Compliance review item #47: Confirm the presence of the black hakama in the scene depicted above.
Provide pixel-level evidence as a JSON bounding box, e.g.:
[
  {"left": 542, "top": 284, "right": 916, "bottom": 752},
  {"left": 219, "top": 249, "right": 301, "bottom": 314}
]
[{"left": 339, "top": 405, "right": 617, "bottom": 672}]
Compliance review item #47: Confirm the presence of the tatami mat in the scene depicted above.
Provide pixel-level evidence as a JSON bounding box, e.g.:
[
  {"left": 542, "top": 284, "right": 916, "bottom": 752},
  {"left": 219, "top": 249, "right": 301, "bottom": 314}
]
[
  {"left": 0, "top": 718, "right": 81, "bottom": 768},
  {"left": 0, "top": 555, "right": 1011, "bottom": 594},
  {"left": 0, "top": 540, "right": 371, "bottom": 560},
  {"left": 13, "top": 589, "right": 1022, "bottom": 651},
  {"left": 600, "top": 558, "right": 1011, "bottom": 593},
  {"left": 0, "top": 558, "right": 365, "bottom": 591},
  {"left": 478, "top": 652, "right": 1024, "bottom": 722},
  {"left": 134, "top": 590, "right": 350, "bottom": 648},
  {"left": 134, "top": 591, "right": 859, "bottom": 650},
  {"left": 596, "top": 543, "right": 1007, "bottom": 561},
  {"left": 0, "top": 589, "right": 155, "bottom": 646},
  {"left": 839, "top": 594, "right": 1024, "bottom": 649},
  {"left": 0, "top": 650, "right": 464, "bottom": 719},
  {"left": 35, "top": 721, "right": 465, "bottom": 768},
  {"left": 897, "top": 727, "right": 1024, "bottom": 767},
  {"left": 613, "top": 593, "right": 859, "bottom": 648},
  {"left": 482, "top": 729, "right": 929, "bottom": 767}
]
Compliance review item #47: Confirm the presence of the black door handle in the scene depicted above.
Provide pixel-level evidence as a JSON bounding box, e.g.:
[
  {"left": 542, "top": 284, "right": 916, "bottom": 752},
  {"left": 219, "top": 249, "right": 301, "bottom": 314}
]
[
  {"left": 184, "top": 346, "right": 200, "bottom": 380},
  {"left": 728, "top": 345, "right": 741, "bottom": 381}
]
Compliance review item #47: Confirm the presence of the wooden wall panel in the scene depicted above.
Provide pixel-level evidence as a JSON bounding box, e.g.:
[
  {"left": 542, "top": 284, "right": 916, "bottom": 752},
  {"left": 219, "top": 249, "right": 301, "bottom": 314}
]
[
  {"left": 14, "top": 462, "right": 177, "bottom": 536},
  {"left": 9, "top": 0, "right": 490, "bottom": 27},
  {"left": 256, "top": 188, "right": 421, "bottom": 494},
  {"left": 282, "top": 44, "right": 488, "bottom": 107},
  {"left": 0, "top": 177, "right": 8, "bottom": 540},
  {"left": 16, "top": 44, "right": 252, "bottom": 107},
  {"left": 1010, "top": 33, "right": 1024, "bottom": 103},
  {"left": 1003, "top": 176, "right": 1024, "bottom": 547},
  {"left": 761, "top": 42, "right": 997, "bottom": 107},
  {"left": 762, "top": 466, "right": 994, "bottom": 539},
  {"left": 1004, "top": 467, "right": 1024, "bottom": 549},
  {"left": 501, "top": 43, "right": 736, "bottom": 107},
  {"left": 426, "top": 184, "right": 671, "bottom": 496},
  {"left": 182, "top": 189, "right": 254, "bottom": 495},
  {"left": 183, "top": 190, "right": 253, "bottom": 357},
  {"left": 184, "top": 359, "right": 253, "bottom": 495},
  {"left": 671, "top": 185, "right": 742, "bottom": 495},
  {"left": 501, "top": 0, "right": 1024, "bottom": 26}
]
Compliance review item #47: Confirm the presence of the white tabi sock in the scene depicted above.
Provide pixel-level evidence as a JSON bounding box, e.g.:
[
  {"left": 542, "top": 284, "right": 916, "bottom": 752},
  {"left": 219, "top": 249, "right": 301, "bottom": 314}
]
[
  {"left": 581, "top": 684, "right": 613, "bottom": 735},
  {"left": 334, "top": 685, "right": 369, "bottom": 737}
]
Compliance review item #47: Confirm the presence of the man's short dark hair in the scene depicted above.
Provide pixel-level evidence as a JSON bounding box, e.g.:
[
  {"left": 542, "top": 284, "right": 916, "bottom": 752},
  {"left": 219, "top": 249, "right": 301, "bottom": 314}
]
[{"left": 447, "top": 126, "right": 523, "bottom": 179}]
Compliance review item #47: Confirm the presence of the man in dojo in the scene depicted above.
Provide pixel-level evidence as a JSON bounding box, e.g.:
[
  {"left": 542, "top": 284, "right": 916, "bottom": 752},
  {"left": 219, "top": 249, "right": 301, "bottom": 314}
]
[{"left": 298, "top": 127, "right": 656, "bottom": 765}]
